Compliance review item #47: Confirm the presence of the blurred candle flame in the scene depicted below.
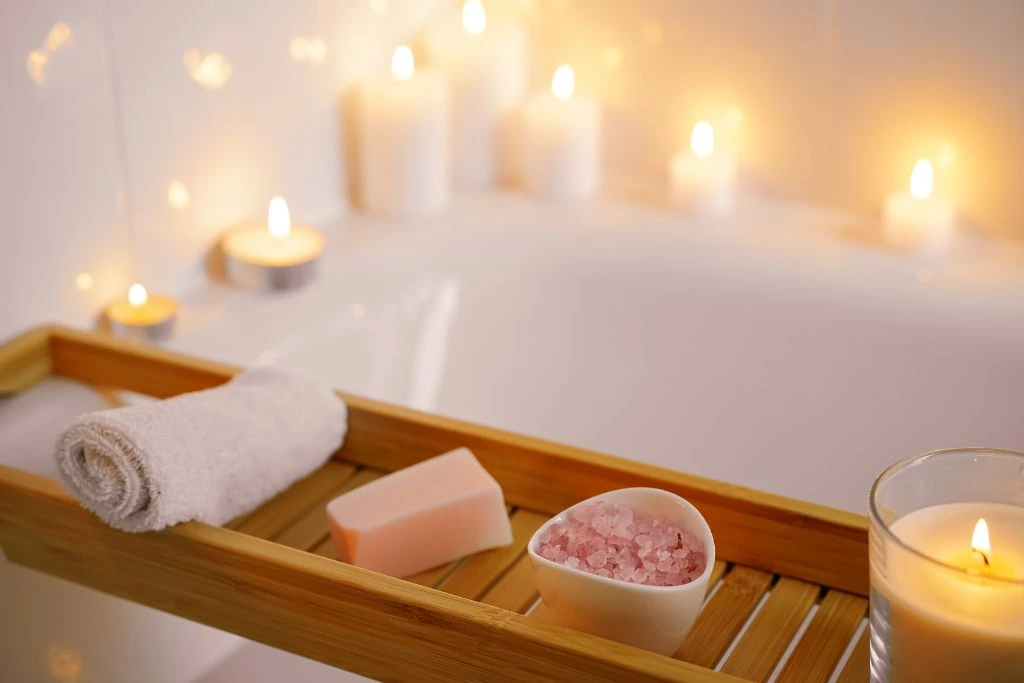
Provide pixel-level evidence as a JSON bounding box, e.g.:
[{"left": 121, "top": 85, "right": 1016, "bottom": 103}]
[
  {"left": 128, "top": 283, "right": 148, "bottom": 307},
  {"left": 26, "top": 22, "right": 73, "bottom": 87},
  {"left": 183, "top": 50, "right": 232, "bottom": 89},
  {"left": 909, "top": 159, "right": 934, "bottom": 200},
  {"left": 267, "top": 196, "right": 291, "bottom": 238},
  {"left": 167, "top": 180, "right": 190, "bottom": 209},
  {"left": 27, "top": 50, "right": 48, "bottom": 86},
  {"left": 75, "top": 272, "right": 94, "bottom": 291},
  {"left": 463, "top": 0, "right": 486, "bottom": 35},
  {"left": 290, "top": 36, "right": 326, "bottom": 63},
  {"left": 392, "top": 45, "right": 414, "bottom": 80},
  {"left": 691, "top": 121, "right": 715, "bottom": 158},
  {"left": 44, "top": 23, "right": 72, "bottom": 52},
  {"left": 551, "top": 65, "right": 574, "bottom": 100}
]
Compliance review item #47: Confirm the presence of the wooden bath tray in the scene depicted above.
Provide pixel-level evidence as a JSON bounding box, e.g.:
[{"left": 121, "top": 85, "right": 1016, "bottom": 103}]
[{"left": 0, "top": 326, "right": 870, "bottom": 682}]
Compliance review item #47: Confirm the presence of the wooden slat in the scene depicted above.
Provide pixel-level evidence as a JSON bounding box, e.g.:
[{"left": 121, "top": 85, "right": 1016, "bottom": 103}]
[
  {"left": 0, "top": 465, "right": 744, "bottom": 683},
  {"left": 0, "top": 325, "right": 52, "bottom": 394},
  {"left": 274, "top": 468, "right": 382, "bottom": 550},
  {"left": 404, "top": 561, "right": 461, "bottom": 588},
  {"left": 311, "top": 533, "right": 338, "bottom": 559},
  {"left": 706, "top": 560, "right": 728, "bottom": 592},
  {"left": 440, "top": 509, "right": 549, "bottom": 599},
  {"left": 229, "top": 462, "right": 358, "bottom": 539},
  {"left": 479, "top": 554, "right": 539, "bottom": 614},
  {"left": 835, "top": 627, "right": 870, "bottom": 683},
  {"left": 529, "top": 601, "right": 554, "bottom": 622},
  {"left": 675, "top": 566, "right": 773, "bottom": 667},
  {"left": 720, "top": 578, "right": 820, "bottom": 681},
  {"left": 45, "top": 326, "right": 869, "bottom": 595},
  {"left": 775, "top": 591, "right": 868, "bottom": 683}
]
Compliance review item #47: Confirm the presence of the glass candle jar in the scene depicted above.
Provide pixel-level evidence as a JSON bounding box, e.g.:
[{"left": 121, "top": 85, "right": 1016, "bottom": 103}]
[{"left": 869, "top": 448, "right": 1024, "bottom": 683}]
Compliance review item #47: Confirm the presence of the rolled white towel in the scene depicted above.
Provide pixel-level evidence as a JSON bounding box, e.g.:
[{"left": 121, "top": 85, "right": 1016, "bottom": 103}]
[{"left": 54, "top": 367, "right": 347, "bottom": 532}]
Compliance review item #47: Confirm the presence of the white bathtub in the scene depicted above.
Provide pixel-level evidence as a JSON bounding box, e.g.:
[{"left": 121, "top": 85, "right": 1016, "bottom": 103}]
[
  {"left": 4, "top": 192, "right": 1024, "bottom": 681},
  {"left": 179, "top": 191, "right": 1024, "bottom": 515}
]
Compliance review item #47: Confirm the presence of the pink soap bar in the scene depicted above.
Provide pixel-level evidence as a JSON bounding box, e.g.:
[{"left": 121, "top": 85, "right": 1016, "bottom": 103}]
[{"left": 326, "top": 448, "right": 513, "bottom": 577}]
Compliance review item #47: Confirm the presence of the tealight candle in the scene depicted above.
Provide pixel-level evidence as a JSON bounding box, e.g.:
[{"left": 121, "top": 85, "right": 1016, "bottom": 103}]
[
  {"left": 421, "top": 0, "right": 527, "bottom": 188},
  {"left": 870, "top": 448, "right": 1024, "bottom": 683},
  {"left": 668, "top": 121, "right": 736, "bottom": 218},
  {"left": 523, "top": 65, "right": 601, "bottom": 201},
  {"left": 357, "top": 45, "right": 449, "bottom": 217},
  {"left": 105, "top": 283, "right": 177, "bottom": 342},
  {"left": 222, "top": 197, "right": 324, "bottom": 290},
  {"left": 884, "top": 159, "right": 955, "bottom": 251}
]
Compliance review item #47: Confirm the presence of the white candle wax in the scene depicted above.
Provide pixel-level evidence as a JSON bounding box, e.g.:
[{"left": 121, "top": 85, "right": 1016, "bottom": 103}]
[
  {"left": 872, "top": 502, "right": 1024, "bottom": 682},
  {"left": 668, "top": 121, "right": 736, "bottom": 218},
  {"left": 421, "top": 1, "right": 527, "bottom": 188},
  {"left": 523, "top": 65, "right": 601, "bottom": 202},
  {"left": 221, "top": 197, "right": 324, "bottom": 290},
  {"left": 884, "top": 159, "right": 954, "bottom": 250},
  {"left": 358, "top": 46, "right": 449, "bottom": 217}
]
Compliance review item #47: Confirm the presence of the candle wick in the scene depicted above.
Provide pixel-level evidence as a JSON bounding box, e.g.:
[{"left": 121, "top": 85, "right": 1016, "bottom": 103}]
[{"left": 973, "top": 548, "right": 990, "bottom": 567}]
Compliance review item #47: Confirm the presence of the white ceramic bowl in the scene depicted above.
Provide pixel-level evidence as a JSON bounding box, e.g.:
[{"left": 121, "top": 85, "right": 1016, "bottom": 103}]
[{"left": 527, "top": 487, "right": 716, "bottom": 655}]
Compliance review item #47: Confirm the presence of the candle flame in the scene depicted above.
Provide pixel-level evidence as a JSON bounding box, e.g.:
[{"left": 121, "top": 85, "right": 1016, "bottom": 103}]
[
  {"left": 551, "top": 65, "right": 574, "bottom": 101},
  {"left": 183, "top": 50, "right": 232, "bottom": 90},
  {"left": 391, "top": 45, "right": 414, "bottom": 80},
  {"left": 267, "top": 196, "right": 291, "bottom": 238},
  {"left": 971, "top": 518, "right": 991, "bottom": 566},
  {"left": 75, "top": 272, "right": 93, "bottom": 291},
  {"left": 462, "top": 0, "right": 486, "bottom": 35},
  {"left": 691, "top": 121, "right": 715, "bottom": 158},
  {"left": 909, "top": 158, "right": 934, "bottom": 200},
  {"left": 167, "top": 180, "right": 190, "bottom": 209},
  {"left": 128, "top": 283, "right": 148, "bottom": 307}
]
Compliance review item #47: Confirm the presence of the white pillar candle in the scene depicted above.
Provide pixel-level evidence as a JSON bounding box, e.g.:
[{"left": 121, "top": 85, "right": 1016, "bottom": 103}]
[
  {"left": 668, "top": 121, "right": 736, "bottom": 218},
  {"left": 105, "top": 283, "right": 177, "bottom": 342},
  {"left": 357, "top": 46, "right": 449, "bottom": 217},
  {"left": 421, "top": 0, "right": 527, "bottom": 188},
  {"left": 523, "top": 65, "right": 601, "bottom": 202},
  {"left": 221, "top": 197, "right": 324, "bottom": 290},
  {"left": 884, "top": 159, "right": 955, "bottom": 250},
  {"left": 872, "top": 503, "right": 1024, "bottom": 682}
]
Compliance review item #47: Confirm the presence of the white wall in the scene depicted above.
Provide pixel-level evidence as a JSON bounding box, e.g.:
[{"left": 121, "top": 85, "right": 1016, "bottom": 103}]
[{"left": 1, "top": 0, "right": 1022, "bottom": 341}]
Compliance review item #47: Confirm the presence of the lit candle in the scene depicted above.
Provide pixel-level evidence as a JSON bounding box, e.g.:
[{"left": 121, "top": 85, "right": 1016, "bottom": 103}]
[
  {"left": 222, "top": 196, "right": 324, "bottom": 290},
  {"left": 357, "top": 45, "right": 449, "bottom": 217},
  {"left": 667, "top": 121, "right": 736, "bottom": 218},
  {"left": 884, "top": 158, "right": 955, "bottom": 250},
  {"left": 421, "top": 0, "right": 527, "bottom": 188},
  {"left": 873, "top": 505, "right": 1024, "bottom": 682},
  {"left": 105, "top": 283, "right": 178, "bottom": 342},
  {"left": 523, "top": 65, "right": 601, "bottom": 201}
]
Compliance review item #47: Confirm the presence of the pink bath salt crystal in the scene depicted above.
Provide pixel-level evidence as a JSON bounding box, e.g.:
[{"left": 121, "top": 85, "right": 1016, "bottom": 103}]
[{"left": 535, "top": 500, "right": 707, "bottom": 586}]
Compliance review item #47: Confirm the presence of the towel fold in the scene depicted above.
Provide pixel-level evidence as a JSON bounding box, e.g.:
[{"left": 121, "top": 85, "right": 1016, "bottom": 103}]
[{"left": 55, "top": 367, "right": 347, "bottom": 532}]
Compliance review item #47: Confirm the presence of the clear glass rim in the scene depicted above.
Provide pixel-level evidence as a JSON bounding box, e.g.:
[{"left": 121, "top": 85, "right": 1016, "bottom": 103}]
[{"left": 869, "top": 447, "right": 1024, "bottom": 585}]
